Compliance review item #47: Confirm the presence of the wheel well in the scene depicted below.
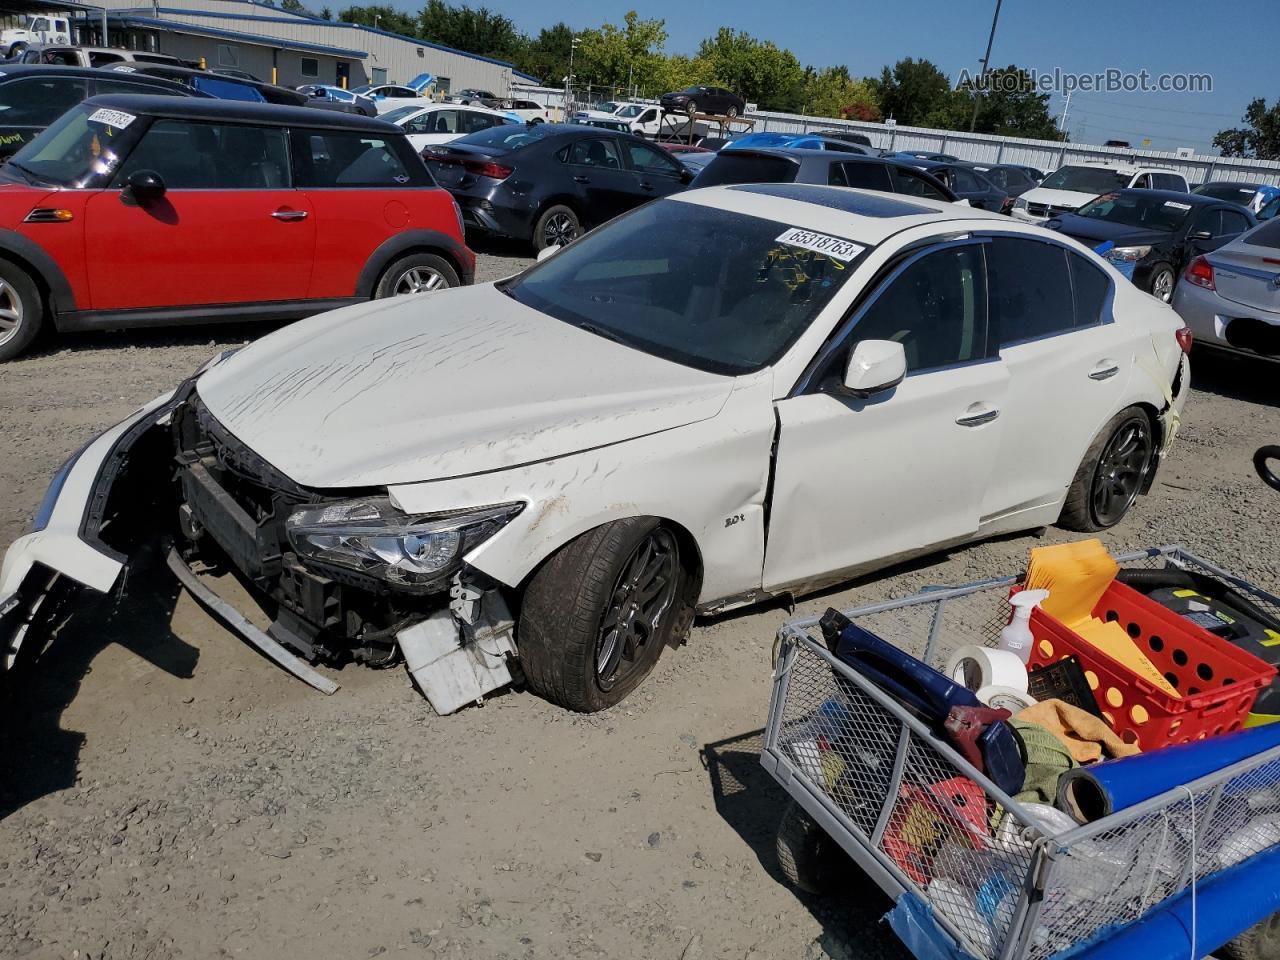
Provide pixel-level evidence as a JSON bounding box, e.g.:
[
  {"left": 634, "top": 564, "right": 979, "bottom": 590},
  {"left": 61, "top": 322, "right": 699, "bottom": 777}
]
[
  {"left": 0, "top": 250, "right": 50, "bottom": 319},
  {"left": 534, "top": 195, "right": 580, "bottom": 225},
  {"left": 376, "top": 245, "right": 462, "bottom": 287}
]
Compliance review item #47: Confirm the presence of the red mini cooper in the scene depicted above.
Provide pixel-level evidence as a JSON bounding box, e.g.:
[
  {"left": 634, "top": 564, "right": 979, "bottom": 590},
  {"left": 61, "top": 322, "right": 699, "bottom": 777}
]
[{"left": 0, "top": 94, "right": 474, "bottom": 360}]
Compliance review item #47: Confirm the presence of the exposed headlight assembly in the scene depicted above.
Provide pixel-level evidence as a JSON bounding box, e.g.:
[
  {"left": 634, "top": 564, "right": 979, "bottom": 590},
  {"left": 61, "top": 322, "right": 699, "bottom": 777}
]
[
  {"left": 286, "top": 498, "right": 523, "bottom": 592},
  {"left": 1105, "top": 245, "right": 1152, "bottom": 263},
  {"left": 1012, "top": 197, "right": 1028, "bottom": 209}
]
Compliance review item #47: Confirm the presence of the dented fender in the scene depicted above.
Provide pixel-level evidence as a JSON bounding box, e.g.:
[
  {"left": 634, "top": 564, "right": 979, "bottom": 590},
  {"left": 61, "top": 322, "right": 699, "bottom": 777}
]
[{"left": 387, "top": 373, "right": 779, "bottom": 605}]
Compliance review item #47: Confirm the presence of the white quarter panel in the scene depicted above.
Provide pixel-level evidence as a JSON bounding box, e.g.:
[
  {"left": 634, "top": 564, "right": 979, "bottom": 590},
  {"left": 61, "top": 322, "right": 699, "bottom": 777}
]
[{"left": 387, "top": 374, "right": 778, "bottom": 605}]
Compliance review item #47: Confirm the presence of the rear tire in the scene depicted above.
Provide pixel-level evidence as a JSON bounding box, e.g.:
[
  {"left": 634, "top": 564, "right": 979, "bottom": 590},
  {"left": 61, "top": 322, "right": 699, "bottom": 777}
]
[
  {"left": 0, "top": 259, "right": 44, "bottom": 362},
  {"left": 1223, "top": 913, "right": 1280, "bottom": 960},
  {"left": 532, "top": 204, "right": 580, "bottom": 252},
  {"left": 1059, "top": 407, "right": 1155, "bottom": 532},
  {"left": 519, "top": 517, "right": 691, "bottom": 712},
  {"left": 726, "top": 105, "right": 739, "bottom": 118},
  {"left": 776, "top": 801, "right": 844, "bottom": 895},
  {"left": 374, "top": 253, "right": 458, "bottom": 298},
  {"left": 685, "top": 100, "right": 698, "bottom": 116}
]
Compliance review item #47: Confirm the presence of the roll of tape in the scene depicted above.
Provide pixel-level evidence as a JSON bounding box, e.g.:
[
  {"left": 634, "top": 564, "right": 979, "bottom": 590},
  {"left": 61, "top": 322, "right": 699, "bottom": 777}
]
[
  {"left": 945, "top": 645, "right": 1029, "bottom": 694},
  {"left": 978, "top": 685, "right": 1037, "bottom": 713}
]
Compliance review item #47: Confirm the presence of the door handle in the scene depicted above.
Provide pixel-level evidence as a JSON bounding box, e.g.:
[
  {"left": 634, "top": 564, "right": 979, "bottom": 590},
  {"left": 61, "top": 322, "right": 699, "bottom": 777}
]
[
  {"left": 956, "top": 404, "right": 1000, "bottom": 427},
  {"left": 271, "top": 209, "right": 308, "bottom": 221},
  {"left": 573, "top": 175, "right": 590, "bottom": 184},
  {"left": 639, "top": 180, "right": 654, "bottom": 190},
  {"left": 1089, "top": 361, "right": 1120, "bottom": 381}
]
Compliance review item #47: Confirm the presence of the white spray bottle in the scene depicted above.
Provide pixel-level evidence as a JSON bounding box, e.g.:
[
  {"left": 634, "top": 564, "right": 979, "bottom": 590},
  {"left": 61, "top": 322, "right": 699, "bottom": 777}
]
[{"left": 999, "top": 589, "right": 1050, "bottom": 665}]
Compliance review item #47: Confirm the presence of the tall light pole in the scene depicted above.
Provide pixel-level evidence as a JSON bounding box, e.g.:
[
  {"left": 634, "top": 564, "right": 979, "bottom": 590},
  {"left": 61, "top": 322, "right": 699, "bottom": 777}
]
[
  {"left": 566, "top": 34, "right": 581, "bottom": 114},
  {"left": 968, "top": 0, "right": 1003, "bottom": 132}
]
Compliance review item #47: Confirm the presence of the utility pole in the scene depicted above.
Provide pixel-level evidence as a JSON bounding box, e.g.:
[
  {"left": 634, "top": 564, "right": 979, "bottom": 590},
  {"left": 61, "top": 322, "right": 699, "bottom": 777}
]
[
  {"left": 1059, "top": 89, "right": 1072, "bottom": 138},
  {"left": 565, "top": 34, "right": 580, "bottom": 117},
  {"left": 968, "top": 0, "right": 1003, "bottom": 132}
]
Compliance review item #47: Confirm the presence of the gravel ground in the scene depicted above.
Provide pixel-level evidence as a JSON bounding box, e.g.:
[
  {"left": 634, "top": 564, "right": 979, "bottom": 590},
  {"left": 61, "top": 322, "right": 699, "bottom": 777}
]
[{"left": 0, "top": 251, "right": 1277, "bottom": 960}]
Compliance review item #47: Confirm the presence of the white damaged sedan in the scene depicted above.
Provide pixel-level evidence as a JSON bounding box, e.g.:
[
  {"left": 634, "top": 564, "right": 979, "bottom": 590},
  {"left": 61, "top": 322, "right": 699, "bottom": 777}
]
[{"left": 0, "top": 184, "right": 1192, "bottom": 712}]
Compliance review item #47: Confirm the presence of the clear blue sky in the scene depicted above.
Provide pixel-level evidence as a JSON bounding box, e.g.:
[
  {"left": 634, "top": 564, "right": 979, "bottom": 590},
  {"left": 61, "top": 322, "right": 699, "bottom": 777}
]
[{"left": 407, "top": 0, "right": 1275, "bottom": 154}]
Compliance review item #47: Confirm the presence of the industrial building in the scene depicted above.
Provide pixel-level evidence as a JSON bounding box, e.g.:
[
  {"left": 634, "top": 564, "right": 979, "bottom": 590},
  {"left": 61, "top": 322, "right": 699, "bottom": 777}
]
[{"left": 12, "top": 0, "right": 538, "bottom": 92}]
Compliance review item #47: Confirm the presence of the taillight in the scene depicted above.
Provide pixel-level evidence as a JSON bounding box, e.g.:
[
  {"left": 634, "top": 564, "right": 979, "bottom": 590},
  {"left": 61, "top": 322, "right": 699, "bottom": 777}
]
[
  {"left": 1184, "top": 255, "right": 1215, "bottom": 290},
  {"left": 1176, "top": 326, "right": 1194, "bottom": 354},
  {"left": 1000, "top": 196, "right": 1015, "bottom": 215},
  {"left": 463, "top": 160, "right": 513, "bottom": 180}
]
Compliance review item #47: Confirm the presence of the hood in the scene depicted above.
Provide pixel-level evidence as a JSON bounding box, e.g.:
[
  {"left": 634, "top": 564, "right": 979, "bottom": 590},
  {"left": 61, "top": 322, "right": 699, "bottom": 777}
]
[
  {"left": 1050, "top": 215, "right": 1171, "bottom": 248},
  {"left": 195, "top": 284, "right": 734, "bottom": 489},
  {"left": 1021, "top": 187, "right": 1096, "bottom": 209}
]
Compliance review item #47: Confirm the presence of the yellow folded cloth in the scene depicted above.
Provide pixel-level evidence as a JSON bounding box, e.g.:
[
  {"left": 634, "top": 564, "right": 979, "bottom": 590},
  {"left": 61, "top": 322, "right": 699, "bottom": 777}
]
[{"left": 1015, "top": 698, "right": 1142, "bottom": 764}]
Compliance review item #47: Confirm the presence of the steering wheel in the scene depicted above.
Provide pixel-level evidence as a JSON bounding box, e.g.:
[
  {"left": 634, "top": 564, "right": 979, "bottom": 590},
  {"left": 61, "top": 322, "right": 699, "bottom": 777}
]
[{"left": 1256, "top": 446, "right": 1280, "bottom": 492}]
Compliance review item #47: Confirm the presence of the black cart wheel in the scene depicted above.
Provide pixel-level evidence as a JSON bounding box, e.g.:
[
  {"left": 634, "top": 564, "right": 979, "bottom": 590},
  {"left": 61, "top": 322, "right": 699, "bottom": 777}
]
[
  {"left": 1060, "top": 407, "right": 1154, "bottom": 531},
  {"left": 1224, "top": 912, "right": 1280, "bottom": 960},
  {"left": 776, "top": 801, "right": 845, "bottom": 895},
  {"left": 1256, "top": 445, "right": 1280, "bottom": 492}
]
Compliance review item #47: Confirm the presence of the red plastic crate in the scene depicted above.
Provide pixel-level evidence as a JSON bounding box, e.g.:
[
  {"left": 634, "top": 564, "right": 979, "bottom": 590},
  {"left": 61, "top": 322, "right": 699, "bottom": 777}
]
[{"left": 1022, "top": 580, "right": 1276, "bottom": 750}]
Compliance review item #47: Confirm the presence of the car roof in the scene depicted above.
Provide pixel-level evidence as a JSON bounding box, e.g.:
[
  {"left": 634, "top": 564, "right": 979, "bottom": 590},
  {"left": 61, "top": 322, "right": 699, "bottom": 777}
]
[
  {"left": 0, "top": 63, "right": 187, "bottom": 84},
  {"left": 674, "top": 182, "right": 1004, "bottom": 245},
  {"left": 1106, "top": 188, "right": 1220, "bottom": 206},
  {"left": 81, "top": 94, "right": 400, "bottom": 132}
]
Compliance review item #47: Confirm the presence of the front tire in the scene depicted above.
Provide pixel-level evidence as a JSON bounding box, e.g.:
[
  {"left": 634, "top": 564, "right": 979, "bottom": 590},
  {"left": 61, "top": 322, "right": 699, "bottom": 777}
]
[
  {"left": 1224, "top": 913, "right": 1280, "bottom": 960},
  {"left": 685, "top": 100, "right": 698, "bottom": 116},
  {"left": 726, "top": 105, "right": 739, "bottom": 118},
  {"left": 532, "top": 204, "right": 580, "bottom": 252},
  {"left": 374, "top": 253, "right": 458, "bottom": 298},
  {"left": 1059, "top": 407, "right": 1155, "bottom": 531},
  {"left": 519, "top": 517, "right": 691, "bottom": 712},
  {"left": 0, "top": 259, "right": 44, "bottom": 362},
  {"left": 1148, "top": 263, "right": 1176, "bottom": 303}
]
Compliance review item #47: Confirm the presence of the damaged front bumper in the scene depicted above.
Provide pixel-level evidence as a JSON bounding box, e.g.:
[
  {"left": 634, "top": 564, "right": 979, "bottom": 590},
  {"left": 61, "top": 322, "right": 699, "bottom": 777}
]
[{"left": 1, "top": 383, "right": 520, "bottom": 714}]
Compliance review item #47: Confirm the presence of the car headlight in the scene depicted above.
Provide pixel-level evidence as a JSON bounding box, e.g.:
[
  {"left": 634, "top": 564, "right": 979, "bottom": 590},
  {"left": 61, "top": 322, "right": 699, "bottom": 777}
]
[
  {"left": 1105, "top": 245, "right": 1152, "bottom": 263},
  {"left": 1012, "top": 197, "right": 1028, "bottom": 210},
  {"left": 285, "top": 497, "right": 523, "bottom": 591}
]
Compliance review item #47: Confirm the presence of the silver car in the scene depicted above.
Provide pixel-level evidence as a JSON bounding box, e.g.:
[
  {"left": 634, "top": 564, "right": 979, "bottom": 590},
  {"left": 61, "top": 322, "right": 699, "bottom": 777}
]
[{"left": 1171, "top": 218, "right": 1280, "bottom": 363}]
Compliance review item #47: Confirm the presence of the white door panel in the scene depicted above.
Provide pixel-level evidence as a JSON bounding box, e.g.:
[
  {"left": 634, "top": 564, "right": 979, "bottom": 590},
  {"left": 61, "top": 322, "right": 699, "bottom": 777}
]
[{"left": 764, "top": 360, "right": 1010, "bottom": 594}]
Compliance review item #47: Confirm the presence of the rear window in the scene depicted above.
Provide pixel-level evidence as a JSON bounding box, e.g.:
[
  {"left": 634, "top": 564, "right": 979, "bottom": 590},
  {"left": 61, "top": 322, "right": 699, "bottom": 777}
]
[
  {"left": 454, "top": 123, "right": 556, "bottom": 153},
  {"left": 290, "top": 129, "right": 431, "bottom": 187},
  {"left": 830, "top": 161, "right": 892, "bottom": 192},
  {"left": 1244, "top": 219, "right": 1280, "bottom": 248},
  {"left": 691, "top": 152, "right": 798, "bottom": 188},
  {"left": 1195, "top": 183, "right": 1258, "bottom": 203}
]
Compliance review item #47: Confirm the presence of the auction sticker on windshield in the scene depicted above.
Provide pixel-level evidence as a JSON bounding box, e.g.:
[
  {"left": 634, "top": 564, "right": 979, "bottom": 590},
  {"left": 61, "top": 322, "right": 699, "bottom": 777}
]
[
  {"left": 1164, "top": 201, "right": 1191, "bottom": 210},
  {"left": 775, "top": 228, "right": 864, "bottom": 261},
  {"left": 88, "top": 108, "right": 137, "bottom": 129}
]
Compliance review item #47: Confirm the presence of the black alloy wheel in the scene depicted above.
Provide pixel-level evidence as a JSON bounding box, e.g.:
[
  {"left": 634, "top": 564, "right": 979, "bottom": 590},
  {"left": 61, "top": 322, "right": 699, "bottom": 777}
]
[
  {"left": 1091, "top": 413, "right": 1154, "bottom": 527},
  {"left": 595, "top": 528, "right": 680, "bottom": 692}
]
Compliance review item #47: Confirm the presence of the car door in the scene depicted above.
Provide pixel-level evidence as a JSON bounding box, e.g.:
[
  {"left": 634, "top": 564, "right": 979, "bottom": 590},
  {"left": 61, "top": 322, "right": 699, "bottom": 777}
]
[
  {"left": 83, "top": 118, "right": 315, "bottom": 310},
  {"left": 563, "top": 136, "right": 634, "bottom": 226},
  {"left": 621, "top": 139, "right": 687, "bottom": 207},
  {"left": 764, "top": 240, "right": 1009, "bottom": 593},
  {"left": 1191, "top": 207, "right": 1250, "bottom": 259},
  {"left": 407, "top": 107, "right": 461, "bottom": 147},
  {"left": 292, "top": 126, "right": 434, "bottom": 299},
  {"left": 976, "top": 236, "right": 1129, "bottom": 532}
]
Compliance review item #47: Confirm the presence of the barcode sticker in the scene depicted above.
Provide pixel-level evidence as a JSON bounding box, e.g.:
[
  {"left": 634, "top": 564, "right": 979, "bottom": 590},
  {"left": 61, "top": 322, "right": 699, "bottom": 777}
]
[
  {"left": 88, "top": 108, "right": 137, "bottom": 129},
  {"left": 775, "top": 228, "right": 864, "bottom": 261}
]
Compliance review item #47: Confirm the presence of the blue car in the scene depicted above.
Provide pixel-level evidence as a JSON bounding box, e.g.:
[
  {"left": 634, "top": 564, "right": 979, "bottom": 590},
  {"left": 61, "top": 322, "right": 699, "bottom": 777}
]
[
  {"left": 723, "top": 132, "right": 871, "bottom": 154},
  {"left": 1192, "top": 180, "right": 1280, "bottom": 215}
]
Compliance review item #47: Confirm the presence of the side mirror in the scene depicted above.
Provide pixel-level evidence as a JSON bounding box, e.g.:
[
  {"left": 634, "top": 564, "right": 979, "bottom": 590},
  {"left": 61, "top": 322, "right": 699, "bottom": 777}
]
[
  {"left": 679, "top": 167, "right": 695, "bottom": 184},
  {"left": 122, "top": 169, "right": 166, "bottom": 204},
  {"left": 536, "top": 244, "right": 561, "bottom": 262},
  {"left": 843, "top": 340, "right": 907, "bottom": 397}
]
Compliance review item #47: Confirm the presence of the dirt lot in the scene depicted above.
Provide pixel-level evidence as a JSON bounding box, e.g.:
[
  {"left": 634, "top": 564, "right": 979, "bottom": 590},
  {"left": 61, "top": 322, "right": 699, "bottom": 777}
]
[{"left": 1, "top": 251, "right": 1277, "bottom": 960}]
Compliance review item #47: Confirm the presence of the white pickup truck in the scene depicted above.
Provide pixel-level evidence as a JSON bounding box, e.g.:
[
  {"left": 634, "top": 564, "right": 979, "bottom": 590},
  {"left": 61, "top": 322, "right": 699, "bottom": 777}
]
[
  {"left": 574, "top": 101, "right": 709, "bottom": 139},
  {"left": 2, "top": 14, "right": 71, "bottom": 57}
]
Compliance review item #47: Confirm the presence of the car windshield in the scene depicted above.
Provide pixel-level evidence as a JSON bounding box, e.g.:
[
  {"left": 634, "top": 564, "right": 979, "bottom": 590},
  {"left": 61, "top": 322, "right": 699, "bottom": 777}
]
[
  {"left": 1075, "top": 192, "right": 1192, "bottom": 232},
  {"left": 1193, "top": 183, "right": 1258, "bottom": 203},
  {"left": 1040, "top": 165, "right": 1131, "bottom": 193},
  {"left": 2, "top": 103, "right": 140, "bottom": 187},
  {"left": 350, "top": 85, "right": 373, "bottom": 94},
  {"left": 615, "top": 105, "right": 644, "bottom": 118},
  {"left": 382, "top": 105, "right": 424, "bottom": 124},
  {"left": 454, "top": 123, "right": 556, "bottom": 152},
  {"left": 501, "top": 200, "right": 860, "bottom": 375}
]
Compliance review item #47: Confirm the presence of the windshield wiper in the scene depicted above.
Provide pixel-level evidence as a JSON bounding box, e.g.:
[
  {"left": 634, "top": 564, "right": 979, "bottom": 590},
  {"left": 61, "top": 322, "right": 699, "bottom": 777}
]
[
  {"left": 574, "top": 321, "right": 628, "bottom": 346},
  {"left": 2, "top": 159, "right": 37, "bottom": 184}
]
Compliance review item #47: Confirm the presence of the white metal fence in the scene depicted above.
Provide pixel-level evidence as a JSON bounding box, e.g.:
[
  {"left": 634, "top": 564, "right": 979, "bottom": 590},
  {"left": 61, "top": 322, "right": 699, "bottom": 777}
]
[{"left": 511, "top": 83, "right": 1280, "bottom": 187}]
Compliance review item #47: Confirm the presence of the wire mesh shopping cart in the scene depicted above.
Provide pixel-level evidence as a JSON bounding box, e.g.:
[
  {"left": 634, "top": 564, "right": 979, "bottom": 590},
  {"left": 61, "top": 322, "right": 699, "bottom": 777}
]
[{"left": 760, "top": 546, "right": 1280, "bottom": 960}]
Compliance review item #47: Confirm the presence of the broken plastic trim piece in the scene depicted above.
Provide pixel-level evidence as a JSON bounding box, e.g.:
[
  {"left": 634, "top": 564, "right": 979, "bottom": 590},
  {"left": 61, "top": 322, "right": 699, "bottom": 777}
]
[{"left": 164, "top": 547, "right": 339, "bottom": 695}]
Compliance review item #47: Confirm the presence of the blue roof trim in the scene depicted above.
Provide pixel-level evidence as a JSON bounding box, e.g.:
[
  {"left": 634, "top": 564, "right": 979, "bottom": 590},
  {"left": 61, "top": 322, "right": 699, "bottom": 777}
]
[
  {"left": 146, "top": 6, "right": 529, "bottom": 72},
  {"left": 117, "top": 13, "right": 367, "bottom": 58}
]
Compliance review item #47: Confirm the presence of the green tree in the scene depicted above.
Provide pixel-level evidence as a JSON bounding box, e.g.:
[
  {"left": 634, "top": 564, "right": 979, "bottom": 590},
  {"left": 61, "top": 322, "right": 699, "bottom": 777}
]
[
  {"left": 1214, "top": 98, "right": 1280, "bottom": 159},
  {"left": 280, "top": 0, "right": 306, "bottom": 11},
  {"left": 693, "top": 28, "right": 804, "bottom": 111},
  {"left": 576, "top": 11, "right": 671, "bottom": 93},
  {"left": 872, "top": 58, "right": 951, "bottom": 126},
  {"left": 968, "top": 65, "right": 1063, "bottom": 139},
  {"left": 417, "top": 0, "right": 523, "bottom": 60},
  {"left": 319, "top": 5, "right": 332, "bottom": 17},
  {"left": 337, "top": 5, "right": 418, "bottom": 35},
  {"left": 801, "top": 66, "right": 881, "bottom": 121},
  {"left": 514, "top": 22, "right": 573, "bottom": 86}
]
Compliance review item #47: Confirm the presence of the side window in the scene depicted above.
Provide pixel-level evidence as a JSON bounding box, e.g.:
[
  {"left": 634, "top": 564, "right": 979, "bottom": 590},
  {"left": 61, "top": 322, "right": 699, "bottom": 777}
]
[
  {"left": 0, "top": 76, "right": 87, "bottom": 126},
  {"left": 115, "top": 121, "right": 290, "bottom": 189},
  {"left": 624, "top": 140, "right": 681, "bottom": 176},
  {"left": 291, "top": 129, "right": 425, "bottom": 187},
  {"left": 639, "top": 109, "right": 657, "bottom": 124},
  {"left": 837, "top": 162, "right": 893, "bottom": 192},
  {"left": 425, "top": 110, "right": 459, "bottom": 134},
  {"left": 31, "top": 17, "right": 49, "bottom": 31},
  {"left": 403, "top": 112, "right": 434, "bottom": 134},
  {"left": 88, "top": 51, "right": 125, "bottom": 67},
  {"left": 1068, "top": 253, "right": 1110, "bottom": 327},
  {"left": 849, "top": 245, "right": 988, "bottom": 372},
  {"left": 1191, "top": 209, "right": 1220, "bottom": 237},
  {"left": 462, "top": 111, "right": 503, "bottom": 134},
  {"left": 890, "top": 167, "right": 949, "bottom": 201},
  {"left": 1132, "top": 174, "right": 1152, "bottom": 189},
  {"left": 1220, "top": 209, "right": 1251, "bottom": 238},
  {"left": 986, "top": 237, "right": 1076, "bottom": 345},
  {"left": 567, "top": 138, "right": 621, "bottom": 169},
  {"left": 950, "top": 168, "right": 981, "bottom": 192}
]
